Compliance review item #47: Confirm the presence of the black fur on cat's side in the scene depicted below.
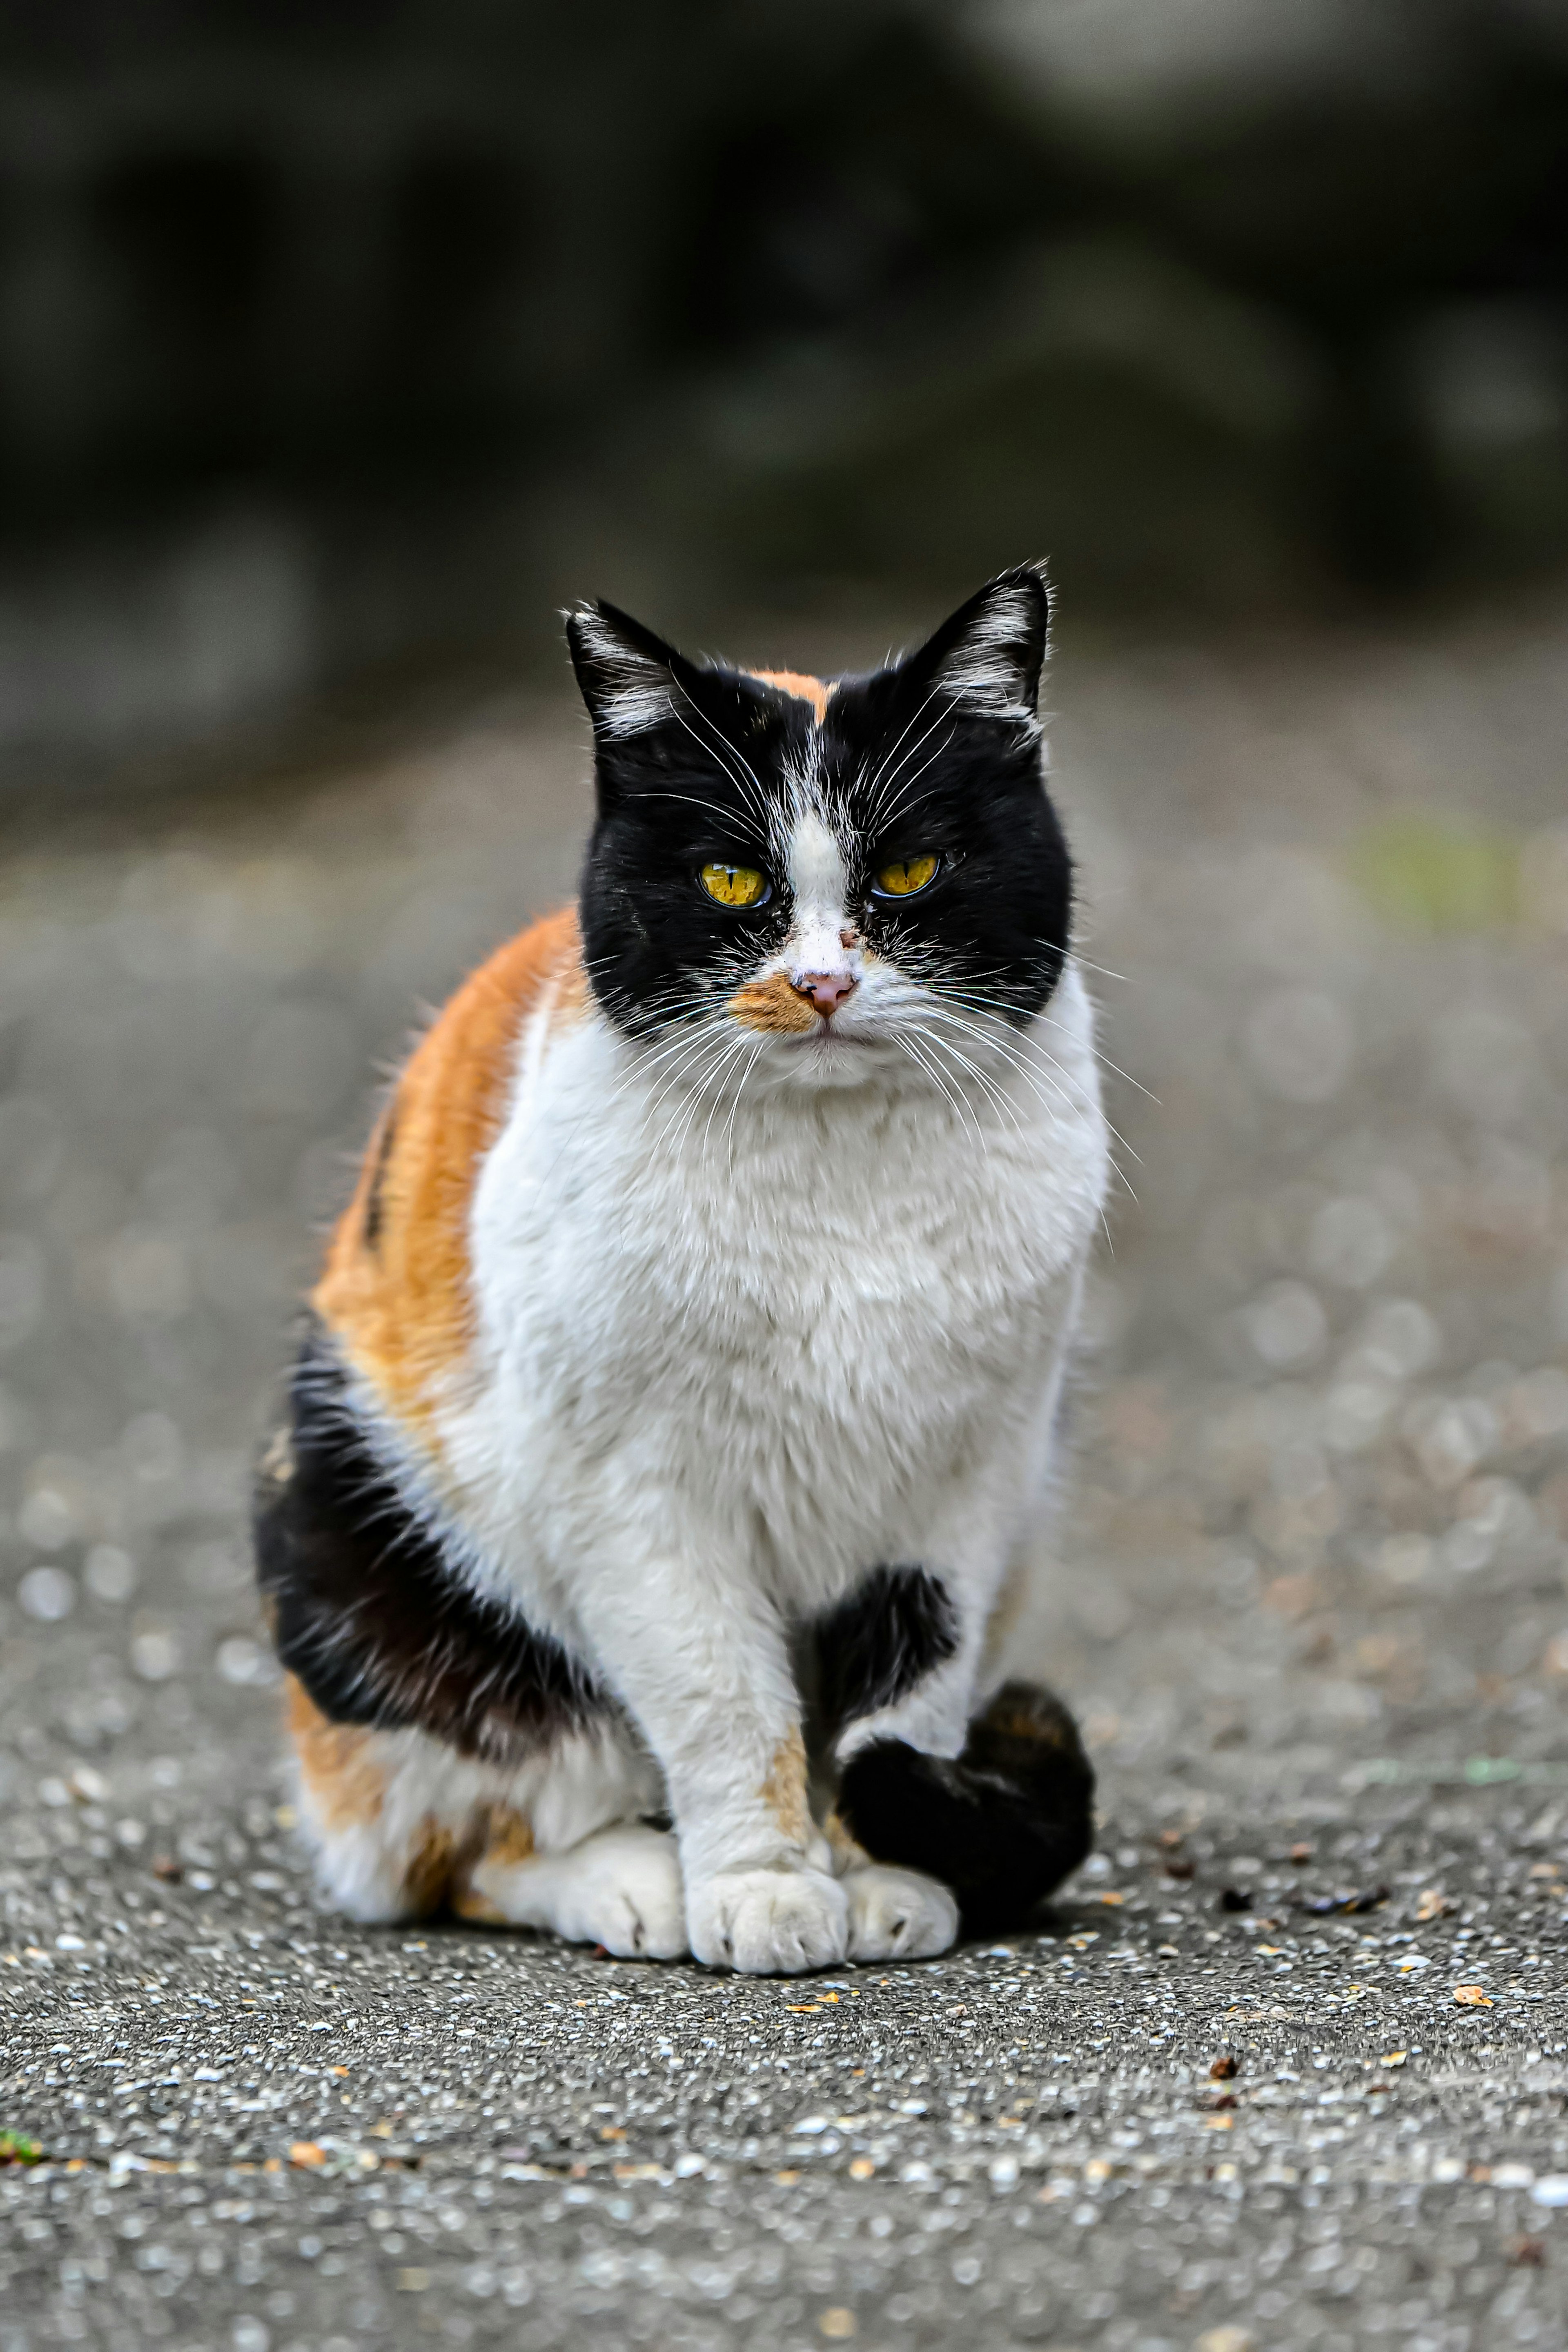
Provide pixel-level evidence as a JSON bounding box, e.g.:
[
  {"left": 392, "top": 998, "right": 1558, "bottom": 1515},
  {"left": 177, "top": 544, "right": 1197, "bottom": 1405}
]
[
  {"left": 256, "top": 1322, "right": 610, "bottom": 1763},
  {"left": 837, "top": 1681, "right": 1095, "bottom": 1937},
  {"left": 569, "top": 564, "right": 1074, "bottom": 1041}
]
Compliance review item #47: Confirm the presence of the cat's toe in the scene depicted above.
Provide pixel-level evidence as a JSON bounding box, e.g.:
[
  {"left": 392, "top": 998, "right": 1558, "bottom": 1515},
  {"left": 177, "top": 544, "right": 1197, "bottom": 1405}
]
[
  {"left": 590, "top": 1883, "right": 688, "bottom": 1961},
  {"left": 843, "top": 1863, "right": 958, "bottom": 1962},
  {"left": 689, "top": 1866, "right": 849, "bottom": 1975}
]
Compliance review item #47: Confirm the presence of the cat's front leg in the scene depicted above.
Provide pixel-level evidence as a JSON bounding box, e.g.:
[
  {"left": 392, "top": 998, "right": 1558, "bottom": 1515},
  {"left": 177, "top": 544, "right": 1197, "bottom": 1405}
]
[{"left": 571, "top": 1550, "right": 847, "bottom": 1975}]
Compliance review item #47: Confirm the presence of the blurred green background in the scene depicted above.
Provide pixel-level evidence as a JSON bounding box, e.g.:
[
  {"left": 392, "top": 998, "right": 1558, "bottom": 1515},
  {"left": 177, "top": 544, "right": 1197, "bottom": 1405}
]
[{"left": 4, "top": 0, "right": 1568, "bottom": 782}]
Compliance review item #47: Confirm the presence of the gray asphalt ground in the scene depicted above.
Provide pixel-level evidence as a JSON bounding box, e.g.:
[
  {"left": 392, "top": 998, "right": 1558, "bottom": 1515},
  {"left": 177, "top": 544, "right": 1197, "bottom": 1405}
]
[{"left": 6, "top": 593, "right": 1568, "bottom": 2349}]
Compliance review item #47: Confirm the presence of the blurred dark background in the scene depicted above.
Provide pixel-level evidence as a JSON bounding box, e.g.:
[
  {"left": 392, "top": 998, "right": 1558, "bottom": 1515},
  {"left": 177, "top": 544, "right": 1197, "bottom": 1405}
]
[{"left": 4, "top": 0, "right": 1568, "bottom": 775}]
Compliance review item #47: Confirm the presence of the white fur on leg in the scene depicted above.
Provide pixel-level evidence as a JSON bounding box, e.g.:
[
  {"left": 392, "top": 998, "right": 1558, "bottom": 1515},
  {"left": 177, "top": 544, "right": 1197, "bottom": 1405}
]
[
  {"left": 842, "top": 1862, "right": 958, "bottom": 1961},
  {"left": 466, "top": 1822, "right": 687, "bottom": 1959}
]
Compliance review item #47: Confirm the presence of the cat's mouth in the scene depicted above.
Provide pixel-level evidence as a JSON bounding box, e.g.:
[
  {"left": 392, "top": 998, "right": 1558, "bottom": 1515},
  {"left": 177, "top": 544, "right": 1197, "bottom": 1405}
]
[
  {"left": 794, "top": 1010, "right": 871, "bottom": 1046},
  {"left": 770, "top": 1011, "right": 904, "bottom": 1078}
]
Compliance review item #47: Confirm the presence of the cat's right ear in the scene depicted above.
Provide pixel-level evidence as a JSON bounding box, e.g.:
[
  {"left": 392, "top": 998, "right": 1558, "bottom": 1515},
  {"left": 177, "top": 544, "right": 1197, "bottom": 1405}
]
[{"left": 566, "top": 600, "right": 679, "bottom": 741}]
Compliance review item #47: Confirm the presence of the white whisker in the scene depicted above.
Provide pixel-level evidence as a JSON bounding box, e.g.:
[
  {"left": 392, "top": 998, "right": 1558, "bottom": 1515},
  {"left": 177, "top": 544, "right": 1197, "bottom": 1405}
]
[
  {"left": 719, "top": 1036, "right": 767, "bottom": 1160},
  {"left": 895, "top": 1032, "right": 984, "bottom": 1150},
  {"left": 671, "top": 697, "right": 773, "bottom": 831},
  {"left": 869, "top": 735, "right": 956, "bottom": 842},
  {"left": 864, "top": 692, "right": 961, "bottom": 832},
  {"left": 635, "top": 788, "right": 766, "bottom": 844},
  {"left": 924, "top": 1001, "right": 1140, "bottom": 1198},
  {"left": 858, "top": 685, "right": 943, "bottom": 819},
  {"left": 697, "top": 1032, "right": 757, "bottom": 1155},
  {"left": 940, "top": 984, "right": 1160, "bottom": 1111},
  {"left": 923, "top": 1028, "right": 1024, "bottom": 1137}
]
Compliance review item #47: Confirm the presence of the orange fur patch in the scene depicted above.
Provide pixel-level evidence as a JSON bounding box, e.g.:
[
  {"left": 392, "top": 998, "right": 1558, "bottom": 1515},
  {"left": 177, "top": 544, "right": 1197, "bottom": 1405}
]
[
  {"left": 824, "top": 1807, "right": 871, "bottom": 1872},
  {"left": 980, "top": 1557, "right": 1030, "bottom": 1682},
  {"left": 314, "top": 907, "right": 585, "bottom": 1430},
  {"left": 404, "top": 1819, "right": 460, "bottom": 1917},
  {"left": 450, "top": 1884, "right": 507, "bottom": 1924},
  {"left": 985, "top": 1697, "right": 1073, "bottom": 1748},
  {"left": 450, "top": 1804, "right": 536, "bottom": 1922},
  {"left": 748, "top": 668, "right": 833, "bottom": 725},
  {"left": 760, "top": 1726, "right": 811, "bottom": 1846},
  {"left": 481, "top": 1804, "right": 536, "bottom": 1866},
  {"left": 728, "top": 971, "right": 818, "bottom": 1034},
  {"left": 287, "top": 1674, "right": 385, "bottom": 1831}
]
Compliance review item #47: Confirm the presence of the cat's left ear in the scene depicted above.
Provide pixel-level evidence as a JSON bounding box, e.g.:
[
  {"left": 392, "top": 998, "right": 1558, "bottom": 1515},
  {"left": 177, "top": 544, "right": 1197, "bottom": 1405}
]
[
  {"left": 565, "top": 599, "right": 680, "bottom": 740},
  {"left": 908, "top": 564, "right": 1051, "bottom": 724}
]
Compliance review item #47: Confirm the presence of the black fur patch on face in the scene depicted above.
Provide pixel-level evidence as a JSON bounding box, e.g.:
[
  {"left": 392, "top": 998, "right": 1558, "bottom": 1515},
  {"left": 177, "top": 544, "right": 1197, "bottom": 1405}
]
[
  {"left": 568, "top": 568, "right": 1072, "bottom": 1038},
  {"left": 837, "top": 1680, "right": 1094, "bottom": 1937},
  {"left": 824, "top": 620, "right": 1071, "bottom": 1024},
  {"left": 570, "top": 601, "right": 801, "bottom": 1036},
  {"left": 254, "top": 1327, "right": 608, "bottom": 1764},
  {"left": 813, "top": 1564, "right": 958, "bottom": 1739}
]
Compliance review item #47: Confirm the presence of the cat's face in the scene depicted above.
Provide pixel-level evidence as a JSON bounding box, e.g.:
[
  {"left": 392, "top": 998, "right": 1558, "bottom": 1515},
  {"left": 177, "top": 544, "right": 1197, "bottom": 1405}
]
[{"left": 568, "top": 567, "right": 1072, "bottom": 1093}]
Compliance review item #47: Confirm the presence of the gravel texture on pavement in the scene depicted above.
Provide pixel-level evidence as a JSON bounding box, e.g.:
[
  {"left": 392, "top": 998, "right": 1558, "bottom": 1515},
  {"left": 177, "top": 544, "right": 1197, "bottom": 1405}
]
[{"left": 4, "top": 595, "right": 1568, "bottom": 2348}]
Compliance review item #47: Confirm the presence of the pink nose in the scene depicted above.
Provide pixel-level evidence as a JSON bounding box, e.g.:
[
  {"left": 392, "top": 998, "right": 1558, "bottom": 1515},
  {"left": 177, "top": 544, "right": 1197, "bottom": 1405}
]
[{"left": 791, "top": 970, "right": 858, "bottom": 1017}]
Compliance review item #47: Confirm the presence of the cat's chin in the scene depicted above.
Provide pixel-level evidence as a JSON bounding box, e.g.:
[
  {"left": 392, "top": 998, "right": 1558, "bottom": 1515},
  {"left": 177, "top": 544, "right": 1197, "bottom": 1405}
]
[{"left": 754, "top": 1025, "right": 904, "bottom": 1092}]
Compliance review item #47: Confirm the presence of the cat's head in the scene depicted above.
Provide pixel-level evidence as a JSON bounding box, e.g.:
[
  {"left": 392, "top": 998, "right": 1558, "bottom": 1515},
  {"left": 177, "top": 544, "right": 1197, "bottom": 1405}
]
[{"left": 567, "top": 566, "right": 1072, "bottom": 1092}]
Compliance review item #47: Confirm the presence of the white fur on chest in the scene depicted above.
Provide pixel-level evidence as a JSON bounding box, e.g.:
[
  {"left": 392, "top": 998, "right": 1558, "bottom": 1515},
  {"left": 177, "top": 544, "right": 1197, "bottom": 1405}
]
[{"left": 436, "top": 968, "right": 1107, "bottom": 1625}]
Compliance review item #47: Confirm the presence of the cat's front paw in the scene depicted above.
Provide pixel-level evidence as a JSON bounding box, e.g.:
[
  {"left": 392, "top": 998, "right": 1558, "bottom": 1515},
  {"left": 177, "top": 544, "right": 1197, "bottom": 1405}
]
[
  {"left": 688, "top": 1866, "right": 849, "bottom": 1974},
  {"left": 843, "top": 1863, "right": 958, "bottom": 1961},
  {"left": 459, "top": 1822, "right": 688, "bottom": 1960},
  {"left": 547, "top": 1826, "right": 689, "bottom": 1960}
]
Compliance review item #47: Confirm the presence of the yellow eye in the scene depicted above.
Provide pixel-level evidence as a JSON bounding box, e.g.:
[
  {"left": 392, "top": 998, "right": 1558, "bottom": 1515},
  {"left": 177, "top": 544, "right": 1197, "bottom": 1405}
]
[
  {"left": 873, "top": 853, "right": 939, "bottom": 898},
  {"left": 699, "top": 862, "right": 769, "bottom": 908}
]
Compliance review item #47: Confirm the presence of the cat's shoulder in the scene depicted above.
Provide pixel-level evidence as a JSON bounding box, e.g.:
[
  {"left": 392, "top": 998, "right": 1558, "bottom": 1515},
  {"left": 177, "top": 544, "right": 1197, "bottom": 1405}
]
[{"left": 312, "top": 905, "right": 585, "bottom": 1423}]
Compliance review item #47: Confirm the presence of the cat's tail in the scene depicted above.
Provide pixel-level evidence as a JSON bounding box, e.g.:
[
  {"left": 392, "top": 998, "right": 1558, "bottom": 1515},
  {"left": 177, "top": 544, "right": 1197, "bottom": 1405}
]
[{"left": 836, "top": 1680, "right": 1094, "bottom": 1938}]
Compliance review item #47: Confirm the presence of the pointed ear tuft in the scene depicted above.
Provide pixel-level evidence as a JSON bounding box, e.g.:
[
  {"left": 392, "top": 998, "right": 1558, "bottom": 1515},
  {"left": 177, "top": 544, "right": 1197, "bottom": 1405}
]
[
  {"left": 565, "top": 599, "right": 678, "bottom": 739},
  {"left": 918, "top": 564, "right": 1051, "bottom": 722}
]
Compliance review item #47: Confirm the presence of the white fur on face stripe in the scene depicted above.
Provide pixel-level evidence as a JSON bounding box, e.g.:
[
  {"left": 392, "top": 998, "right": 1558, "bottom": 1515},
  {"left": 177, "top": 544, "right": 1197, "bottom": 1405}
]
[
  {"left": 786, "top": 810, "right": 848, "bottom": 918},
  {"left": 572, "top": 609, "right": 674, "bottom": 738},
  {"left": 782, "top": 808, "right": 856, "bottom": 986},
  {"left": 932, "top": 577, "right": 1047, "bottom": 723}
]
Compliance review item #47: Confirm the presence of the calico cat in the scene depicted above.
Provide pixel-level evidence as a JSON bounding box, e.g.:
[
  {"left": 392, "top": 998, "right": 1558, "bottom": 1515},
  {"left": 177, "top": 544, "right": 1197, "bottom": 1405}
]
[{"left": 256, "top": 564, "right": 1109, "bottom": 1973}]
